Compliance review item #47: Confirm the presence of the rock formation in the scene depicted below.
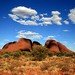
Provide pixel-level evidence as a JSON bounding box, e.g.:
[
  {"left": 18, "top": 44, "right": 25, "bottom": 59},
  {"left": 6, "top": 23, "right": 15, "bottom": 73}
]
[
  {"left": 45, "top": 39, "right": 71, "bottom": 53},
  {"left": 1, "top": 38, "right": 72, "bottom": 53},
  {"left": 57, "top": 42, "right": 71, "bottom": 53},
  {"left": 32, "top": 41, "right": 41, "bottom": 47},
  {"left": 2, "top": 38, "right": 32, "bottom": 52}
]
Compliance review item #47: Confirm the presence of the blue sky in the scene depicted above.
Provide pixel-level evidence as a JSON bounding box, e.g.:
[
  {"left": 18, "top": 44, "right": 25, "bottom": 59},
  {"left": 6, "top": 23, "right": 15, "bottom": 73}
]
[{"left": 0, "top": 0, "right": 75, "bottom": 51}]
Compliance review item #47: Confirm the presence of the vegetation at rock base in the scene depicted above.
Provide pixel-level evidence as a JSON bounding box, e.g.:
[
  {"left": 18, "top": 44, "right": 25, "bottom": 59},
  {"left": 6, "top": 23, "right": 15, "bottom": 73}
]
[
  {"left": 0, "top": 45, "right": 75, "bottom": 59},
  {"left": 0, "top": 55, "right": 74, "bottom": 75},
  {"left": 31, "top": 45, "right": 49, "bottom": 61},
  {"left": 0, "top": 45, "right": 75, "bottom": 75}
]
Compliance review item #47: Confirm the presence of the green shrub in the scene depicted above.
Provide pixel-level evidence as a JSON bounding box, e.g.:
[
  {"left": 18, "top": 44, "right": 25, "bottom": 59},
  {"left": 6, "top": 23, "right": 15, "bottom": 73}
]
[
  {"left": 54, "top": 52, "right": 75, "bottom": 57},
  {"left": 48, "top": 53, "right": 53, "bottom": 57},
  {"left": 31, "top": 45, "right": 49, "bottom": 61},
  {"left": 21, "top": 51, "right": 31, "bottom": 56},
  {"left": 13, "top": 51, "right": 21, "bottom": 58},
  {"left": 2, "top": 53, "right": 10, "bottom": 58},
  {"left": 55, "top": 53, "right": 65, "bottom": 57},
  {"left": 65, "top": 53, "right": 74, "bottom": 57}
]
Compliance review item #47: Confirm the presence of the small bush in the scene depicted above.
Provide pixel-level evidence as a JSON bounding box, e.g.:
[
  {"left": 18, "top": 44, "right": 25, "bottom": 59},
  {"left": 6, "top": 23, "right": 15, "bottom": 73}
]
[
  {"left": 21, "top": 51, "right": 31, "bottom": 56},
  {"left": 31, "top": 45, "right": 49, "bottom": 61},
  {"left": 13, "top": 51, "right": 21, "bottom": 58},
  {"left": 54, "top": 52, "right": 75, "bottom": 57},
  {"left": 2, "top": 53, "right": 10, "bottom": 58},
  {"left": 48, "top": 53, "right": 53, "bottom": 57},
  {"left": 55, "top": 53, "right": 65, "bottom": 57},
  {"left": 65, "top": 53, "right": 74, "bottom": 57}
]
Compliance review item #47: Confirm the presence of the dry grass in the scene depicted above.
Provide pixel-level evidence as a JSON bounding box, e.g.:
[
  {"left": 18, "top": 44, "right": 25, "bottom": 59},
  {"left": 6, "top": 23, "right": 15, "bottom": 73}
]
[{"left": 0, "top": 55, "right": 75, "bottom": 75}]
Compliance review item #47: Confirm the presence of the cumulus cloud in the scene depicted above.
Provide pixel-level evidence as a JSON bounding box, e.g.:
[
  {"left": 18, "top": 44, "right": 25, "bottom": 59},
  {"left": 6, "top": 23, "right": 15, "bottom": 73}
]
[
  {"left": 41, "top": 11, "right": 62, "bottom": 25},
  {"left": 11, "top": 6, "right": 37, "bottom": 17},
  {"left": 16, "top": 30, "right": 43, "bottom": 39},
  {"left": 8, "top": 14, "right": 19, "bottom": 21},
  {"left": 9, "top": 6, "right": 39, "bottom": 25},
  {"left": 52, "top": 11, "right": 60, "bottom": 15},
  {"left": 51, "top": 11, "right": 62, "bottom": 25},
  {"left": 41, "top": 17, "right": 52, "bottom": 25},
  {"left": 68, "top": 8, "right": 75, "bottom": 23},
  {"left": 64, "top": 20, "right": 69, "bottom": 24},
  {"left": 31, "top": 15, "right": 40, "bottom": 21},
  {"left": 16, "top": 20, "right": 38, "bottom": 25},
  {"left": 9, "top": 6, "right": 71, "bottom": 26}
]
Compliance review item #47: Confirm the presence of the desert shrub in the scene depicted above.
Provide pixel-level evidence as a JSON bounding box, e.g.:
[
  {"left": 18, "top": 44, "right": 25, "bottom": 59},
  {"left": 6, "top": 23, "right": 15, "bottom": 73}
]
[
  {"left": 2, "top": 53, "right": 10, "bottom": 58},
  {"left": 55, "top": 53, "right": 65, "bottom": 57},
  {"left": 48, "top": 53, "right": 53, "bottom": 57},
  {"left": 31, "top": 45, "right": 49, "bottom": 61},
  {"left": 72, "top": 52, "right": 75, "bottom": 58},
  {"left": 21, "top": 51, "right": 31, "bottom": 56},
  {"left": 13, "top": 51, "right": 21, "bottom": 58},
  {"left": 54, "top": 52, "right": 75, "bottom": 57},
  {"left": 65, "top": 53, "right": 72, "bottom": 57},
  {"left": 63, "top": 53, "right": 74, "bottom": 57}
]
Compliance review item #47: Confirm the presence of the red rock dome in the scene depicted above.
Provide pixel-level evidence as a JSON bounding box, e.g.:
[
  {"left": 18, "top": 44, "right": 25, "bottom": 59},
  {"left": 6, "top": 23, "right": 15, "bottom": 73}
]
[{"left": 2, "top": 38, "right": 32, "bottom": 52}]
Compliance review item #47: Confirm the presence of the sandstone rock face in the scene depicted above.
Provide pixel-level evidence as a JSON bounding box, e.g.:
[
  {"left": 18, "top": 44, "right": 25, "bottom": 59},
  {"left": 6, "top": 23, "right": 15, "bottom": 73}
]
[
  {"left": 57, "top": 42, "right": 71, "bottom": 53},
  {"left": 2, "top": 38, "right": 71, "bottom": 53},
  {"left": 0, "top": 49, "right": 3, "bottom": 54},
  {"left": 49, "top": 45, "right": 60, "bottom": 53},
  {"left": 32, "top": 41, "right": 41, "bottom": 47},
  {"left": 2, "top": 38, "right": 32, "bottom": 52},
  {"left": 2, "top": 41, "right": 16, "bottom": 50},
  {"left": 45, "top": 39, "right": 70, "bottom": 53},
  {"left": 45, "top": 40, "right": 60, "bottom": 53}
]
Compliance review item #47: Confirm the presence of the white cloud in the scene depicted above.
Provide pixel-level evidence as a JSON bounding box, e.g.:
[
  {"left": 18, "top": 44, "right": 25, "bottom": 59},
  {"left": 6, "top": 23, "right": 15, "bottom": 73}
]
[
  {"left": 42, "top": 21, "right": 52, "bottom": 25},
  {"left": 9, "top": 6, "right": 72, "bottom": 26},
  {"left": 16, "top": 30, "right": 43, "bottom": 39},
  {"left": 64, "top": 20, "right": 69, "bottom": 24},
  {"left": 63, "top": 29, "right": 69, "bottom": 32},
  {"left": 41, "top": 17, "right": 52, "bottom": 25},
  {"left": 31, "top": 15, "right": 40, "bottom": 21},
  {"left": 8, "top": 14, "right": 19, "bottom": 21},
  {"left": 25, "top": 20, "right": 38, "bottom": 25},
  {"left": 41, "top": 11, "right": 62, "bottom": 25},
  {"left": 44, "top": 35, "right": 56, "bottom": 40},
  {"left": 51, "top": 11, "right": 62, "bottom": 25},
  {"left": 16, "top": 19, "right": 38, "bottom": 25},
  {"left": 11, "top": 6, "right": 37, "bottom": 17},
  {"left": 52, "top": 11, "right": 60, "bottom": 15},
  {"left": 9, "top": 6, "right": 39, "bottom": 26},
  {"left": 40, "top": 13, "right": 48, "bottom": 17},
  {"left": 68, "top": 8, "right": 75, "bottom": 23}
]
